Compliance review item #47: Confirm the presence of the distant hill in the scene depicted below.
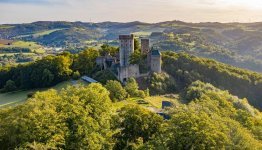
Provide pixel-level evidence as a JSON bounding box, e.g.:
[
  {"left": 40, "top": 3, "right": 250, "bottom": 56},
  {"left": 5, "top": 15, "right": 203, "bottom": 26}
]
[{"left": 0, "top": 21, "right": 262, "bottom": 72}]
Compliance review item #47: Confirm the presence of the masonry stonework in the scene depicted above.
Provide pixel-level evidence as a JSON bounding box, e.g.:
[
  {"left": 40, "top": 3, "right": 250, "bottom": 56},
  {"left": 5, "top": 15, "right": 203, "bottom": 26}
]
[
  {"left": 119, "top": 35, "right": 134, "bottom": 67},
  {"left": 141, "top": 39, "right": 150, "bottom": 54},
  {"left": 150, "top": 50, "right": 161, "bottom": 73}
]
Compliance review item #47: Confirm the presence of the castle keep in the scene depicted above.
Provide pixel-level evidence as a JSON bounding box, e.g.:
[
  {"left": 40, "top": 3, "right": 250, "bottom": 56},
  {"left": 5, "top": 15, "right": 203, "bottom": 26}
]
[
  {"left": 118, "top": 34, "right": 139, "bottom": 82},
  {"left": 119, "top": 35, "right": 134, "bottom": 67}
]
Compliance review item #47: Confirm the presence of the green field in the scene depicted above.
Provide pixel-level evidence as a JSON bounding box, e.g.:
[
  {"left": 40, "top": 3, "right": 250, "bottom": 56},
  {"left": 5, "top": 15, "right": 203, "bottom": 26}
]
[
  {"left": 145, "top": 96, "right": 179, "bottom": 109},
  {"left": 113, "top": 95, "right": 178, "bottom": 111},
  {"left": 0, "top": 25, "right": 14, "bottom": 29},
  {"left": 33, "top": 28, "right": 65, "bottom": 37},
  {"left": 0, "top": 80, "right": 87, "bottom": 108},
  {"left": 0, "top": 53, "right": 36, "bottom": 57},
  {"left": 0, "top": 41, "right": 45, "bottom": 53},
  {"left": 15, "top": 28, "right": 66, "bottom": 39},
  {"left": 132, "top": 31, "right": 152, "bottom": 36},
  {"left": 0, "top": 90, "right": 32, "bottom": 108}
]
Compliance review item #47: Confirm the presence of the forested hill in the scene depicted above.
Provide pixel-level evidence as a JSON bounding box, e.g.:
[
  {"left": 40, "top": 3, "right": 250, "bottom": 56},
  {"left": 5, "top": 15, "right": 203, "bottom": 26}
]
[
  {"left": 162, "top": 52, "right": 262, "bottom": 110},
  {"left": 0, "top": 47, "right": 261, "bottom": 110},
  {"left": 1, "top": 52, "right": 262, "bottom": 149},
  {"left": 0, "top": 21, "right": 262, "bottom": 72}
]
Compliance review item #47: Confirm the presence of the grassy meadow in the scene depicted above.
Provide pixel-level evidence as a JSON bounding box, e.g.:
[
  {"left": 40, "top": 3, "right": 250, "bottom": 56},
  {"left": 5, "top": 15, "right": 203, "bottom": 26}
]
[
  {"left": 0, "top": 40, "right": 45, "bottom": 53},
  {"left": 0, "top": 25, "right": 14, "bottom": 29},
  {"left": 113, "top": 95, "right": 178, "bottom": 112},
  {"left": 33, "top": 28, "right": 65, "bottom": 37},
  {"left": 0, "top": 80, "right": 87, "bottom": 108}
]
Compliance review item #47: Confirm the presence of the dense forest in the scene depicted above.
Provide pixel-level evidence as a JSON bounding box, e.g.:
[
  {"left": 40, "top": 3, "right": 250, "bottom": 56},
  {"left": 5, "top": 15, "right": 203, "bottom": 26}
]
[
  {"left": 0, "top": 80, "right": 261, "bottom": 149},
  {"left": 0, "top": 45, "right": 118, "bottom": 92},
  {"left": 161, "top": 52, "right": 262, "bottom": 110}
]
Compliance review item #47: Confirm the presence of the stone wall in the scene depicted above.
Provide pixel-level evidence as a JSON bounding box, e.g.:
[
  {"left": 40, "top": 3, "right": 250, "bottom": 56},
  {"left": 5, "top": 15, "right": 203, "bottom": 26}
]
[
  {"left": 118, "top": 64, "right": 140, "bottom": 82},
  {"left": 141, "top": 39, "right": 150, "bottom": 54}
]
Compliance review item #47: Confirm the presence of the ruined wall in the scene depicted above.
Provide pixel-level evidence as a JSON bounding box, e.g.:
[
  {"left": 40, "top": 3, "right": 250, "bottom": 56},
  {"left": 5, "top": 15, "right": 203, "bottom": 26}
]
[
  {"left": 141, "top": 39, "right": 150, "bottom": 54},
  {"left": 118, "top": 64, "right": 140, "bottom": 82}
]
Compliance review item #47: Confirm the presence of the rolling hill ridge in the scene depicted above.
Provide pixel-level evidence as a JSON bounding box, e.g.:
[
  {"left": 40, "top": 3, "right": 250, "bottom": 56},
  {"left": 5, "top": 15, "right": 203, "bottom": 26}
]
[{"left": 1, "top": 21, "right": 262, "bottom": 72}]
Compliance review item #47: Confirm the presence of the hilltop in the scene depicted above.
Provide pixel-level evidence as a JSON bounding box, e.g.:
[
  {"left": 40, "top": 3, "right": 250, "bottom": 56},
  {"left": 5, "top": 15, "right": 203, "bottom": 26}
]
[{"left": 0, "top": 42, "right": 261, "bottom": 149}]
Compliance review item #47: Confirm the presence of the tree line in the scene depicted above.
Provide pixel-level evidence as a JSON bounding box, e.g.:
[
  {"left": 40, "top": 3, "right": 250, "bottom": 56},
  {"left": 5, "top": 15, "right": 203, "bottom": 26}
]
[
  {"left": 0, "top": 47, "right": 31, "bottom": 53},
  {"left": 0, "top": 45, "right": 118, "bottom": 92}
]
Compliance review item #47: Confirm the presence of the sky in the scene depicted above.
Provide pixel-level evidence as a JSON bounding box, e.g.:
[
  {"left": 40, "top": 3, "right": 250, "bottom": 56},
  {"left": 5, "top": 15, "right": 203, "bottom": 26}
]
[{"left": 0, "top": 0, "right": 262, "bottom": 24}]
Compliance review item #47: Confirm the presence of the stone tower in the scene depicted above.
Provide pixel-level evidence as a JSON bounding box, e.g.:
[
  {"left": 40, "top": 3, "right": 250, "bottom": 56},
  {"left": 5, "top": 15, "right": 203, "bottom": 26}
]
[
  {"left": 118, "top": 34, "right": 139, "bottom": 83},
  {"left": 150, "top": 50, "right": 161, "bottom": 73},
  {"left": 119, "top": 34, "right": 134, "bottom": 67},
  {"left": 141, "top": 39, "right": 150, "bottom": 54}
]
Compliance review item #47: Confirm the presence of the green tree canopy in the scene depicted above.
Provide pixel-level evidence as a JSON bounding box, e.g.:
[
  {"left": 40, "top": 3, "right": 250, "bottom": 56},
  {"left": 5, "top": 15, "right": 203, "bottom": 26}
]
[
  {"left": 0, "top": 83, "right": 113, "bottom": 149},
  {"left": 100, "top": 44, "right": 119, "bottom": 57},
  {"left": 148, "top": 72, "right": 176, "bottom": 94},
  {"left": 105, "top": 80, "right": 127, "bottom": 102},
  {"left": 73, "top": 48, "right": 100, "bottom": 75},
  {"left": 3, "top": 79, "right": 17, "bottom": 92},
  {"left": 42, "top": 69, "right": 54, "bottom": 87},
  {"left": 113, "top": 105, "right": 163, "bottom": 149},
  {"left": 125, "top": 78, "right": 147, "bottom": 98}
]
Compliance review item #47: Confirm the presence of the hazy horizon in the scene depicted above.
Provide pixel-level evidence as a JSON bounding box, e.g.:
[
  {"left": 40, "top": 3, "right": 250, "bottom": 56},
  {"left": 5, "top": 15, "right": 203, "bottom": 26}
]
[
  {"left": 2, "top": 20, "right": 262, "bottom": 25},
  {"left": 1, "top": 0, "right": 262, "bottom": 24}
]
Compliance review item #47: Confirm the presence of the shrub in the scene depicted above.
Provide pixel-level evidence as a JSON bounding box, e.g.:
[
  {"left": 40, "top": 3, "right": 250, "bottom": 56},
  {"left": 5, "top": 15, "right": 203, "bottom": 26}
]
[{"left": 72, "top": 71, "right": 81, "bottom": 80}]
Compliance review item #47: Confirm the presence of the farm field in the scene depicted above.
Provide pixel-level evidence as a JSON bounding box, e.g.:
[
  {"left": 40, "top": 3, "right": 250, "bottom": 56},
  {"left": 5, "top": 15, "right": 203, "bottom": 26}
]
[
  {"left": 0, "top": 40, "right": 45, "bottom": 53},
  {"left": 132, "top": 31, "right": 152, "bottom": 37},
  {"left": 32, "top": 28, "right": 66, "bottom": 37},
  {"left": 14, "top": 28, "right": 66, "bottom": 39},
  {"left": 0, "top": 53, "right": 36, "bottom": 56},
  {"left": 0, "top": 25, "right": 14, "bottom": 29}
]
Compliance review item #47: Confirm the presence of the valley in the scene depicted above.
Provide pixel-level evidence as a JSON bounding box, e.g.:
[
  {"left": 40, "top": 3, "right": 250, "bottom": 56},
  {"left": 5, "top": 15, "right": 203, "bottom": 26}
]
[{"left": 0, "top": 21, "right": 262, "bottom": 72}]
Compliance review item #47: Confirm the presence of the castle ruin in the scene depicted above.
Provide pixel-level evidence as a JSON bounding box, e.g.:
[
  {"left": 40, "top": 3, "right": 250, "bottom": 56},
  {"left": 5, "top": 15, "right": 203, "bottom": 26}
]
[{"left": 117, "top": 34, "right": 161, "bottom": 82}]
